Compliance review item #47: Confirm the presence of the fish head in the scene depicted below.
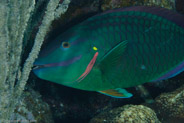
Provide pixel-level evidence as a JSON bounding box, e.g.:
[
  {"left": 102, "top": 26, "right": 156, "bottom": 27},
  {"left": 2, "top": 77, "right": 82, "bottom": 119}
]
[{"left": 33, "top": 28, "right": 99, "bottom": 87}]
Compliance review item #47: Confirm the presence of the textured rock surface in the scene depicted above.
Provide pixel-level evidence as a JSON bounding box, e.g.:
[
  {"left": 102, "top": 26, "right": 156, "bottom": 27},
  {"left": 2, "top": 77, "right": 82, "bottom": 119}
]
[
  {"left": 154, "top": 85, "right": 184, "bottom": 120},
  {"left": 90, "top": 105, "right": 160, "bottom": 123},
  {"left": 11, "top": 89, "right": 54, "bottom": 123},
  {"left": 101, "top": 0, "right": 175, "bottom": 11}
]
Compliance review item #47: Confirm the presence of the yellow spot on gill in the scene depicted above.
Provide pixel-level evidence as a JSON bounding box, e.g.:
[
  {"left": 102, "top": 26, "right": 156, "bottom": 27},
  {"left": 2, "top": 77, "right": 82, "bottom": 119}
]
[{"left": 93, "top": 46, "right": 98, "bottom": 51}]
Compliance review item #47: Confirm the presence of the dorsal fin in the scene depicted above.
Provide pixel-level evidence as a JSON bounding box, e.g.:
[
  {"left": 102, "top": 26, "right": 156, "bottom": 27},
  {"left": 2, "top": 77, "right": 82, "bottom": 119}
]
[{"left": 99, "top": 6, "right": 184, "bottom": 28}]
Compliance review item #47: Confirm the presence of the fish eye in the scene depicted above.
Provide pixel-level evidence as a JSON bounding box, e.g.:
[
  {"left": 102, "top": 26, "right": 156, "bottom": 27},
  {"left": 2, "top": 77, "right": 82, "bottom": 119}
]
[{"left": 62, "top": 42, "right": 70, "bottom": 48}]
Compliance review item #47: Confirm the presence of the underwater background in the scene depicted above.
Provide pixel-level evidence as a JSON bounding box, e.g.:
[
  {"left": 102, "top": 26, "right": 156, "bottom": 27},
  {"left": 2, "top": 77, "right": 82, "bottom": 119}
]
[{"left": 0, "top": 0, "right": 184, "bottom": 123}]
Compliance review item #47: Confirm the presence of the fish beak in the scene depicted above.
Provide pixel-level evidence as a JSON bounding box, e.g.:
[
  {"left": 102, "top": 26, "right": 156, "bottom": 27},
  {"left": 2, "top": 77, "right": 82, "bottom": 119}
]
[{"left": 32, "top": 64, "right": 46, "bottom": 70}]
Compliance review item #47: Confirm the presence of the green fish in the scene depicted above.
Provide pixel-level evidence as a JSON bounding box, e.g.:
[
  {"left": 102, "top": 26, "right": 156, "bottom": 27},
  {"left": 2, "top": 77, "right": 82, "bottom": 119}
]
[{"left": 33, "top": 6, "right": 184, "bottom": 98}]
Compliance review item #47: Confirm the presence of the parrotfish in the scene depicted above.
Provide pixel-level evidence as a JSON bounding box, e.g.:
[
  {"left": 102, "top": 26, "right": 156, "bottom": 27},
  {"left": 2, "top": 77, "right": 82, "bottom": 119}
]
[{"left": 33, "top": 6, "right": 184, "bottom": 98}]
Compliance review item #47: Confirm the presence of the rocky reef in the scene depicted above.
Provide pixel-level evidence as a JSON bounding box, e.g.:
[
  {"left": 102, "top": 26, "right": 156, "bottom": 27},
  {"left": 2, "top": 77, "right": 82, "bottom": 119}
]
[
  {"left": 11, "top": 88, "right": 54, "bottom": 123},
  {"left": 153, "top": 85, "right": 184, "bottom": 122},
  {"left": 90, "top": 105, "right": 161, "bottom": 123},
  {"left": 90, "top": 84, "right": 184, "bottom": 123},
  {"left": 1, "top": 0, "right": 184, "bottom": 122},
  {"left": 101, "top": 0, "right": 175, "bottom": 11}
]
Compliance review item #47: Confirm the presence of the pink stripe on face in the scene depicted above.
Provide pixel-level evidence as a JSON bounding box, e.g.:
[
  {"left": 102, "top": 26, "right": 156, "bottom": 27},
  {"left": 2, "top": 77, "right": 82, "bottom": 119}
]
[{"left": 77, "top": 52, "right": 99, "bottom": 82}]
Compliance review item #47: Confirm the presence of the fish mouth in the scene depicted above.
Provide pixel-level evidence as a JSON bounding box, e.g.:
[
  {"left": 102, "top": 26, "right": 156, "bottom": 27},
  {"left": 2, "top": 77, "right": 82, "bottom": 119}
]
[
  {"left": 33, "top": 55, "right": 82, "bottom": 70},
  {"left": 33, "top": 65, "right": 45, "bottom": 70},
  {"left": 76, "top": 52, "right": 99, "bottom": 82}
]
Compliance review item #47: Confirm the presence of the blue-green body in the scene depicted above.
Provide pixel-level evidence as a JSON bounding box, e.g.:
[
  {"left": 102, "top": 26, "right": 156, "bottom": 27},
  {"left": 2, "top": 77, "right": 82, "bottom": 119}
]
[{"left": 33, "top": 6, "right": 184, "bottom": 98}]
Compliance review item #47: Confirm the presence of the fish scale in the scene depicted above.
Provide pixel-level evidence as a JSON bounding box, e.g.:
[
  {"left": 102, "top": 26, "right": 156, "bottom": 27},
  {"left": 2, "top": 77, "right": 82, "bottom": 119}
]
[
  {"left": 81, "top": 11, "right": 184, "bottom": 88},
  {"left": 76, "top": 10, "right": 183, "bottom": 89}
]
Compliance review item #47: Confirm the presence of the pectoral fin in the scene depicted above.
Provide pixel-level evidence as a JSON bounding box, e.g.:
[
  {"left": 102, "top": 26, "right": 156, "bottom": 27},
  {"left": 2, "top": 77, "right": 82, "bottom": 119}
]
[
  {"left": 97, "top": 41, "right": 128, "bottom": 79},
  {"left": 99, "top": 40, "right": 128, "bottom": 67},
  {"left": 98, "top": 88, "right": 133, "bottom": 98},
  {"left": 96, "top": 40, "right": 128, "bottom": 81}
]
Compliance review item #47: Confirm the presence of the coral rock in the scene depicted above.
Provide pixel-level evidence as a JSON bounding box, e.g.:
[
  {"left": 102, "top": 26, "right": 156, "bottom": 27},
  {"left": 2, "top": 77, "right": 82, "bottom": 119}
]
[
  {"left": 155, "top": 85, "right": 184, "bottom": 119},
  {"left": 11, "top": 89, "right": 54, "bottom": 123},
  {"left": 90, "top": 105, "right": 160, "bottom": 123},
  {"left": 101, "top": 0, "right": 175, "bottom": 11}
]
